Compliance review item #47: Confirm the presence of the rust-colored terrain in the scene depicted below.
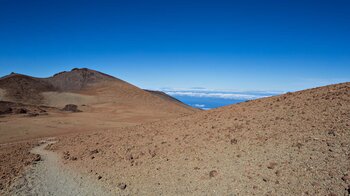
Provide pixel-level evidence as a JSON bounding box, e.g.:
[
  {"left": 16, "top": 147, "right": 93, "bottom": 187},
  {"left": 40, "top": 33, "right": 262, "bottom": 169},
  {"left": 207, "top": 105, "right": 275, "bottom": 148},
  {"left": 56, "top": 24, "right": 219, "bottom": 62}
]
[
  {"left": 53, "top": 82, "right": 350, "bottom": 195},
  {"left": 0, "top": 68, "right": 196, "bottom": 194},
  {"left": 0, "top": 69, "right": 349, "bottom": 195},
  {"left": 0, "top": 68, "right": 196, "bottom": 143}
]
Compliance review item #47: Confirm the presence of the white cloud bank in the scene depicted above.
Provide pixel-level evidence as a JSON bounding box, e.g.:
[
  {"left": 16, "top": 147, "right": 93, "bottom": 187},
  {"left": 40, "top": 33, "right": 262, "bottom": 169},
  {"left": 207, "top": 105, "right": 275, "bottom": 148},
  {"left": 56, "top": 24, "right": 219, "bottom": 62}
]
[
  {"left": 166, "top": 91, "right": 265, "bottom": 100},
  {"left": 161, "top": 88, "right": 283, "bottom": 100},
  {"left": 193, "top": 104, "right": 205, "bottom": 108}
]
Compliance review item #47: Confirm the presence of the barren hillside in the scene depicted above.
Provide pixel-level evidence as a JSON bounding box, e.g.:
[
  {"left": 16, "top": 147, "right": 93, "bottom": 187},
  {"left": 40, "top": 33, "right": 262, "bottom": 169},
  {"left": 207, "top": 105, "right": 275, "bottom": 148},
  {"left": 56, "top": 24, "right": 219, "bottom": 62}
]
[
  {"left": 0, "top": 68, "right": 195, "bottom": 114},
  {"left": 1, "top": 70, "right": 348, "bottom": 195},
  {"left": 0, "top": 74, "right": 56, "bottom": 104},
  {"left": 46, "top": 68, "right": 117, "bottom": 91},
  {"left": 0, "top": 68, "right": 197, "bottom": 146},
  {"left": 0, "top": 68, "right": 199, "bottom": 193},
  {"left": 50, "top": 82, "right": 350, "bottom": 195}
]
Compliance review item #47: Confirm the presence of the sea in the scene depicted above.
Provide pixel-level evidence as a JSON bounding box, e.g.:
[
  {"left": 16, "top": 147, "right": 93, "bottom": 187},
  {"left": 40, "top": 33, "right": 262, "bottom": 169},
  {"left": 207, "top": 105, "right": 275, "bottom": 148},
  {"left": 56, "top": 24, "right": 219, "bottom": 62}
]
[
  {"left": 160, "top": 88, "right": 282, "bottom": 110},
  {"left": 172, "top": 95, "right": 248, "bottom": 110}
]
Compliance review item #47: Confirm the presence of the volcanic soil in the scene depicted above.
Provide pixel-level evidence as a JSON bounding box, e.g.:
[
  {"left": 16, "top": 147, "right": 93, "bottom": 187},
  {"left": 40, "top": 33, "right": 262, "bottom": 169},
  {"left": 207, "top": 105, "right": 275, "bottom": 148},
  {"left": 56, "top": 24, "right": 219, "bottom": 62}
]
[
  {"left": 0, "top": 69, "right": 349, "bottom": 195},
  {"left": 50, "top": 82, "right": 350, "bottom": 195},
  {"left": 0, "top": 68, "right": 197, "bottom": 194}
]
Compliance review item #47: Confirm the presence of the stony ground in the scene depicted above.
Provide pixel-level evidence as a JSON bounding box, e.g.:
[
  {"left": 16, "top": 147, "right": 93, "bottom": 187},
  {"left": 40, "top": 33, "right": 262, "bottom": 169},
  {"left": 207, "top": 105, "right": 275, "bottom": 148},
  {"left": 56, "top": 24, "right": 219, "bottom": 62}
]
[
  {"left": 51, "top": 82, "right": 350, "bottom": 195},
  {"left": 1, "top": 82, "right": 349, "bottom": 195},
  {"left": 0, "top": 141, "right": 38, "bottom": 194},
  {"left": 9, "top": 139, "right": 112, "bottom": 196}
]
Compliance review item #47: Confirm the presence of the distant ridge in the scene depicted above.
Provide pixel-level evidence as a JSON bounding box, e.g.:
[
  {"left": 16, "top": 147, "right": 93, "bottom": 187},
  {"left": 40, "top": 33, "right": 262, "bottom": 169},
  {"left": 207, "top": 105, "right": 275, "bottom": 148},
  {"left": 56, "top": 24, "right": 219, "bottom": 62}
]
[
  {"left": 144, "top": 89, "right": 184, "bottom": 105},
  {"left": 0, "top": 73, "right": 56, "bottom": 104},
  {"left": 0, "top": 68, "right": 197, "bottom": 114},
  {"left": 45, "top": 68, "right": 121, "bottom": 91}
]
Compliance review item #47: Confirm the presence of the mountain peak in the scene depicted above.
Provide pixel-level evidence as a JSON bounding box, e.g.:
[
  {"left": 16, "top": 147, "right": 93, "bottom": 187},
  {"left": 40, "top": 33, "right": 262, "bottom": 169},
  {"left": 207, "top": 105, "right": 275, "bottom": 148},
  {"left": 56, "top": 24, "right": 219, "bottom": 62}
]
[
  {"left": 71, "top": 68, "right": 89, "bottom": 72},
  {"left": 48, "top": 68, "right": 117, "bottom": 91},
  {"left": 0, "top": 68, "right": 196, "bottom": 114}
]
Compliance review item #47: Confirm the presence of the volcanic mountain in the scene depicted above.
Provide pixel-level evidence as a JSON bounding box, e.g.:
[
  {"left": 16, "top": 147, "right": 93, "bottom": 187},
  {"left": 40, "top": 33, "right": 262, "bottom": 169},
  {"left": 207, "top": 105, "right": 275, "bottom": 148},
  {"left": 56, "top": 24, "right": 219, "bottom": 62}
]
[
  {"left": 0, "top": 69, "right": 199, "bottom": 193},
  {"left": 1, "top": 69, "right": 348, "bottom": 195},
  {"left": 0, "top": 68, "right": 196, "bottom": 114}
]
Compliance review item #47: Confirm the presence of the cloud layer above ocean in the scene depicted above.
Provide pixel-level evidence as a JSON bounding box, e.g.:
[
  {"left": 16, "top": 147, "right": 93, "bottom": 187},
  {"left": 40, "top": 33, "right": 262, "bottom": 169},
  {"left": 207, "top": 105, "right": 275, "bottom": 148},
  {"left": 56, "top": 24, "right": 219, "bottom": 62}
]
[{"left": 161, "top": 88, "right": 283, "bottom": 100}]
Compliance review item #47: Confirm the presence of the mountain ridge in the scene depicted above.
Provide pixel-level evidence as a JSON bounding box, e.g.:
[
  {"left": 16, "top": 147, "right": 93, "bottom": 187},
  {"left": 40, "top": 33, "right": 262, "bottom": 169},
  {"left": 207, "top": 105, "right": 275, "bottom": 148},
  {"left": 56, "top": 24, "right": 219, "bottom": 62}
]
[{"left": 0, "top": 68, "right": 197, "bottom": 113}]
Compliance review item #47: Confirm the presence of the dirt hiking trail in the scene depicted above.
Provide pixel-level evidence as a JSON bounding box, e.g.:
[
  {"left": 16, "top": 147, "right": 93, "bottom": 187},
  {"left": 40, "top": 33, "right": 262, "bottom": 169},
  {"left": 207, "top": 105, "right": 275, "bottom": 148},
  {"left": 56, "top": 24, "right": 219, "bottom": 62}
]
[{"left": 9, "top": 139, "right": 112, "bottom": 196}]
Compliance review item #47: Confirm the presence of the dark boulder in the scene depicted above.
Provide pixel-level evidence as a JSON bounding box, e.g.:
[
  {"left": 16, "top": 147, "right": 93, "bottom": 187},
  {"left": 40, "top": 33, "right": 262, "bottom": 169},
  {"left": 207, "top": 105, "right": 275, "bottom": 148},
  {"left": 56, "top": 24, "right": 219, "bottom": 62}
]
[
  {"left": 0, "top": 102, "right": 13, "bottom": 115},
  {"left": 15, "top": 108, "right": 28, "bottom": 114},
  {"left": 62, "top": 104, "right": 81, "bottom": 112}
]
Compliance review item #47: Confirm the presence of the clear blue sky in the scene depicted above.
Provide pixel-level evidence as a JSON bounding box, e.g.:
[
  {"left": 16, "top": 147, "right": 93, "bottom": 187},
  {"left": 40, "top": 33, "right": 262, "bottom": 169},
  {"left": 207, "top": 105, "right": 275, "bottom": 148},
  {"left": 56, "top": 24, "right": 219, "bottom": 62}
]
[{"left": 0, "top": 0, "right": 349, "bottom": 91}]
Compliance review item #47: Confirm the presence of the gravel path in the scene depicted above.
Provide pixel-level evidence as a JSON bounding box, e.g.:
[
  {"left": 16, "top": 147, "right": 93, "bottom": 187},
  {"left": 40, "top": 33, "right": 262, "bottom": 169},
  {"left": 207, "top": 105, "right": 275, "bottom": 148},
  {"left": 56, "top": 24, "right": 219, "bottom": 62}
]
[{"left": 9, "top": 139, "right": 112, "bottom": 196}]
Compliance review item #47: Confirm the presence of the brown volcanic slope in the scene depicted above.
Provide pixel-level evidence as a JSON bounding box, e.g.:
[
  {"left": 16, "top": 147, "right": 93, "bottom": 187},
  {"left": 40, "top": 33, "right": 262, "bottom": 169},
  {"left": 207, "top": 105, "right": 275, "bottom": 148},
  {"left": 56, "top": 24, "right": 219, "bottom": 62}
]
[
  {"left": 0, "top": 68, "right": 195, "bottom": 114},
  {"left": 52, "top": 82, "right": 350, "bottom": 195},
  {"left": 45, "top": 68, "right": 117, "bottom": 91},
  {"left": 0, "top": 68, "right": 197, "bottom": 192},
  {"left": 0, "top": 68, "right": 196, "bottom": 144},
  {"left": 0, "top": 73, "right": 56, "bottom": 104},
  {"left": 145, "top": 89, "right": 186, "bottom": 106}
]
